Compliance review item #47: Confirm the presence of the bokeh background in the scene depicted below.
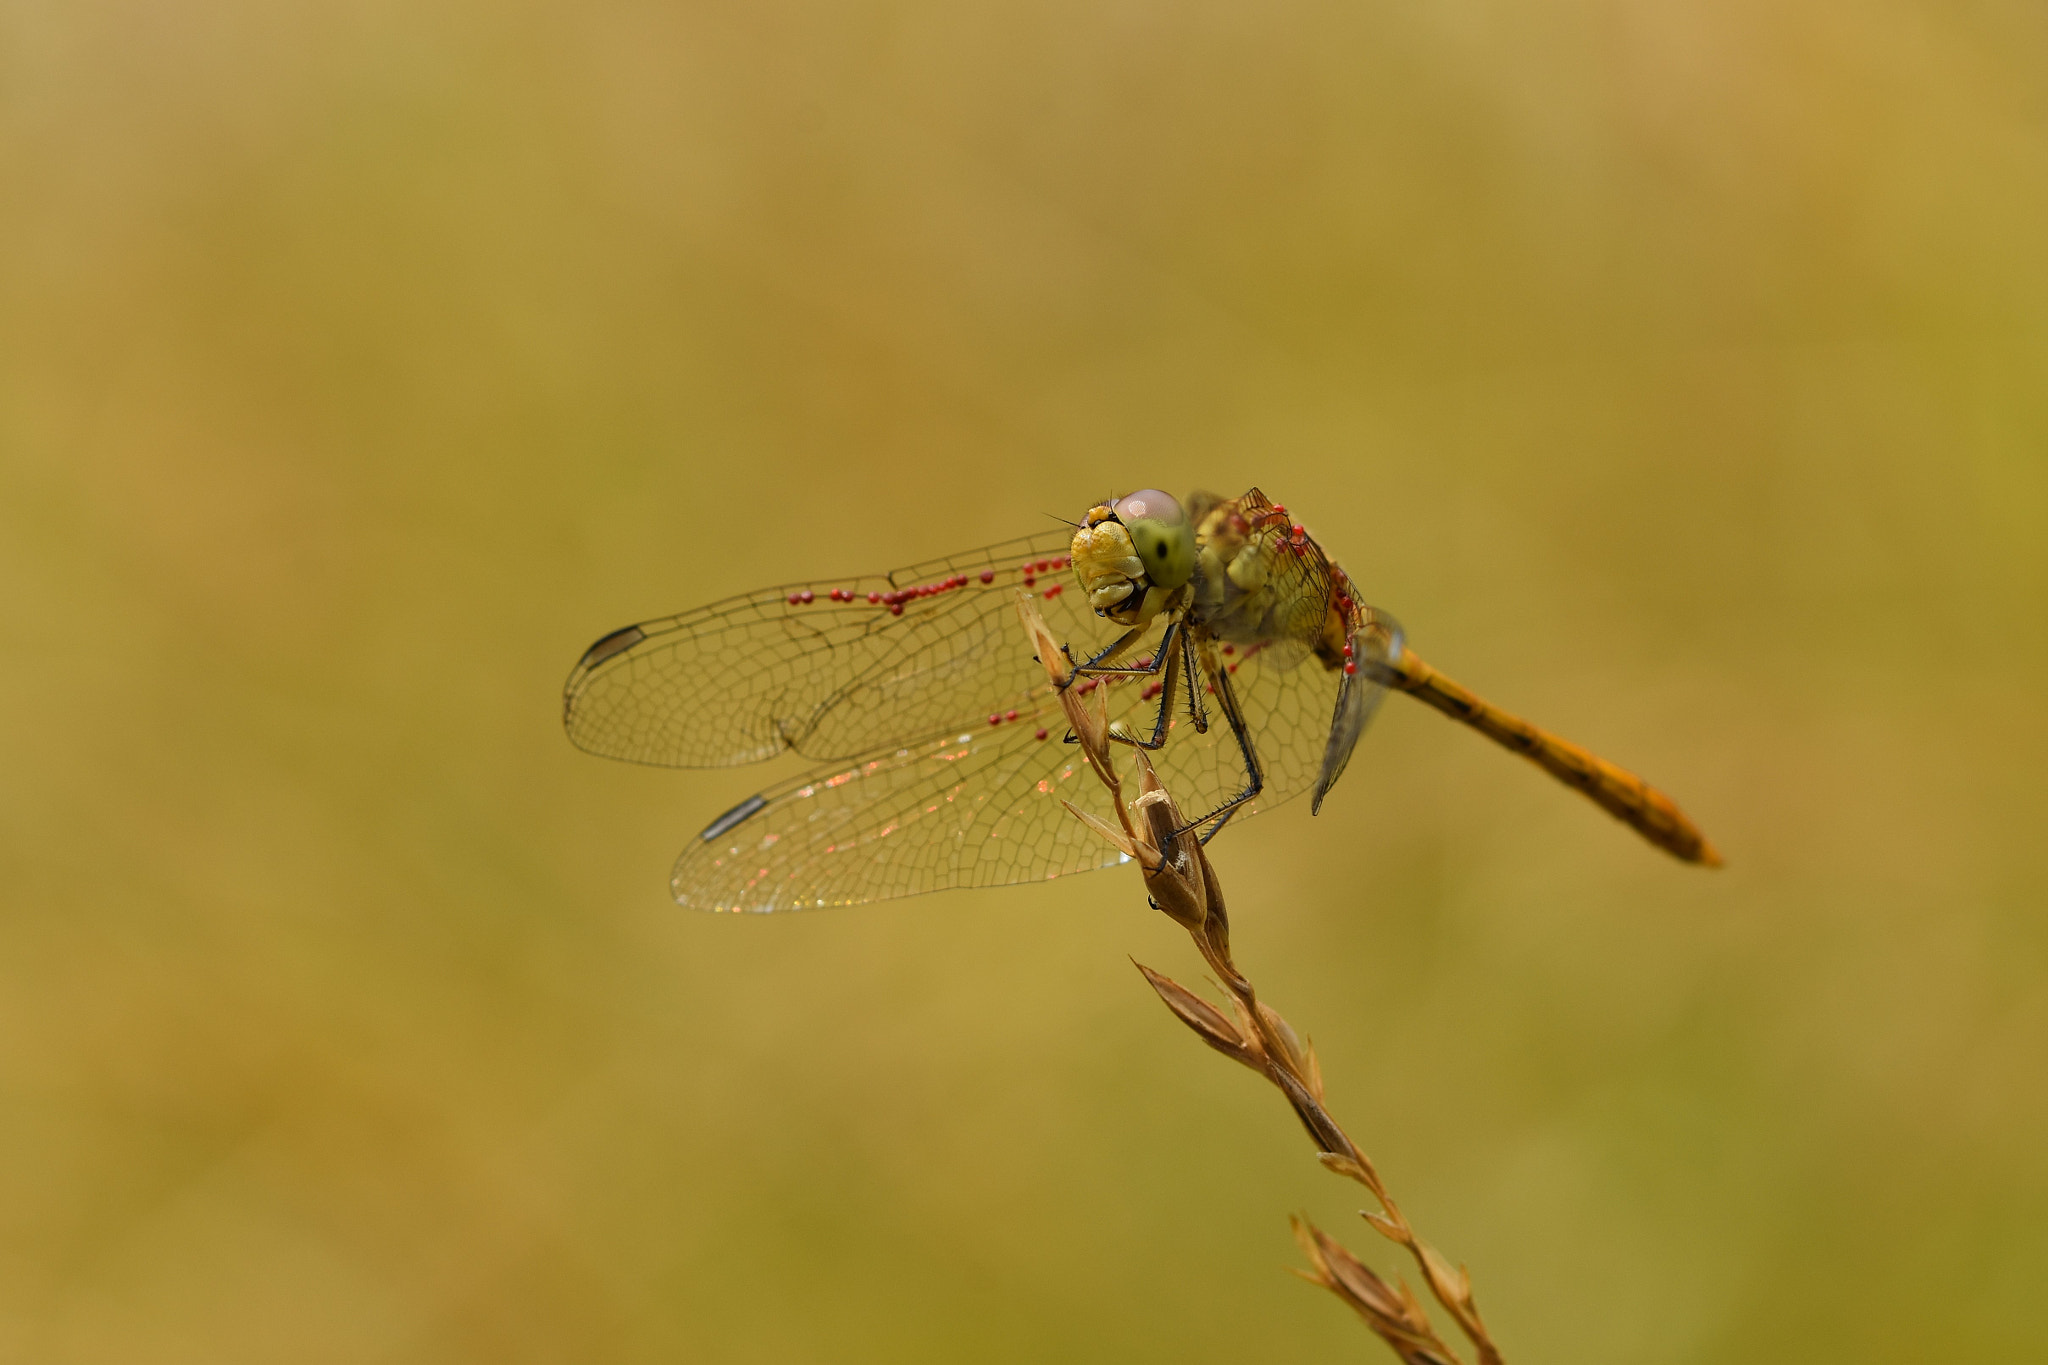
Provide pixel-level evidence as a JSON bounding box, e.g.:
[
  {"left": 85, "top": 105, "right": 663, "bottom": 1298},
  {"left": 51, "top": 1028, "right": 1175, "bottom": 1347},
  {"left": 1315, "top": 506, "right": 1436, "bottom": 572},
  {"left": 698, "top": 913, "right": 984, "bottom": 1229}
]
[{"left": 4, "top": 1, "right": 2046, "bottom": 1360}]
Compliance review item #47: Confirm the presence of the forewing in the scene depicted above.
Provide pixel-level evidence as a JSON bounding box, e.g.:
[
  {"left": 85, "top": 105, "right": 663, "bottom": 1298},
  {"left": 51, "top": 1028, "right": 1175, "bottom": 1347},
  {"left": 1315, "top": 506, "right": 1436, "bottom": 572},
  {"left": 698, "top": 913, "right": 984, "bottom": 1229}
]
[{"left": 564, "top": 530, "right": 1113, "bottom": 768}]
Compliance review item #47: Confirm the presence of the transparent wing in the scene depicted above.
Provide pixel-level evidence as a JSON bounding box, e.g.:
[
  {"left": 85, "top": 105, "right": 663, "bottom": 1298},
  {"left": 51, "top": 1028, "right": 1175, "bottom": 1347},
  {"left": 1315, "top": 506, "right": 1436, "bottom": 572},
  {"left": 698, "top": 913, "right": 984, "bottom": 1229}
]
[
  {"left": 671, "top": 597, "right": 1401, "bottom": 912},
  {"left": 565, "top": 530, "right": 1114, "bottom": 768},
  {"left": 674, "top": 694, "right": 1122, "bottom": 911},
  {"left": 1155, "top": 620, "right": 1389, "bottom": 830}
]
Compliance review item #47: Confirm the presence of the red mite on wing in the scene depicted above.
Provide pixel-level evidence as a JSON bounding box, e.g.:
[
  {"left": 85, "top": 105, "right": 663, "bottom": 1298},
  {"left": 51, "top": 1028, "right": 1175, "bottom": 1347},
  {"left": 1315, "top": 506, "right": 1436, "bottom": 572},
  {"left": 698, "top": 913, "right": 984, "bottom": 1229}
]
[{"left": 784, "top": 560, "right": 1071, "bottom": 617}]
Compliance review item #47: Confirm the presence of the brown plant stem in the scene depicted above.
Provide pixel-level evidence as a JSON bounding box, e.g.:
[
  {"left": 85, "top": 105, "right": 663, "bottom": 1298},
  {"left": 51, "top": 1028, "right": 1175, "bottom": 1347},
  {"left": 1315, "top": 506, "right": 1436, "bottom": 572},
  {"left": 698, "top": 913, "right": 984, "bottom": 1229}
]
[{"left": 1017, "top": 596, "right": 1504, "bottom": 1365}]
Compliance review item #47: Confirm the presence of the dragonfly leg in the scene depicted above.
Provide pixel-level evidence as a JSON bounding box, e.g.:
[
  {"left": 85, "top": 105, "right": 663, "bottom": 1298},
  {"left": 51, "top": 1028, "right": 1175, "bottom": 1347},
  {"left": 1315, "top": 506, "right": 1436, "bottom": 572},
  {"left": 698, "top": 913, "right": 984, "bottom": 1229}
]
[
  {"left": 1179, "top": 624, "right": 1210, "bottom": 735},
  {"left": 1060, "top": 620, "right": 1182, "bottom": 750},
  {"left": 1196, "top": 804, "right": 1240, "bottom": 846},
  {"left": 1105, "top": 628, "right": 1183, "bottom": 752},
  {"left": 1065, "top": 619, "right": 1177, "bottom": 684},
  {"left": 1173, "top": 647, "right": 1265, "bottom": 842}
]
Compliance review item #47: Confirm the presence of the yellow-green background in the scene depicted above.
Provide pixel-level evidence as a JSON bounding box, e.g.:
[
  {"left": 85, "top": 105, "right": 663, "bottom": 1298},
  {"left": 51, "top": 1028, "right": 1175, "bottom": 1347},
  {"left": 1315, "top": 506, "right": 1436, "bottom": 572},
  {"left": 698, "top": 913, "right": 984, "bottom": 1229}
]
[{"left": 4, "top": 2, "right": 2044, "bottom": 1360}]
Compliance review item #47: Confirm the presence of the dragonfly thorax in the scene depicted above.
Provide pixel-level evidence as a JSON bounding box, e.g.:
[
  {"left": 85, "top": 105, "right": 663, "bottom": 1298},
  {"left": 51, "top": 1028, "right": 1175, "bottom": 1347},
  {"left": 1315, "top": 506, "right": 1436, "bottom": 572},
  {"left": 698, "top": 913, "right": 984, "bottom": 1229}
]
[{"left": 1189, "top": 495, "right": 1341, "bottom": 668}]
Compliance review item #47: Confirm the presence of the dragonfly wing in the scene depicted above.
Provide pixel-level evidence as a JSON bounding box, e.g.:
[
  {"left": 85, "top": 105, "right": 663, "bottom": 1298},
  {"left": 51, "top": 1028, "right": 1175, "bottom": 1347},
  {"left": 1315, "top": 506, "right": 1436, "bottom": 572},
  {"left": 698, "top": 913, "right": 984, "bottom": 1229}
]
[
  {"left": 564, "top": 530, "right": 1112, "bottom": 768},
  {"left": 1020, "top": 608, "right": 1396, "bottom": 834},
  {"left": 671, "top": 696, "right": 1126, "bottom": 911},
  {"left": 1150, "top": 634, "right": 1359, "bottom": 825},
  {"left": 669, "top": 592, "right": 1402, "bottom": 912},
  {"left": 1311, "top": 605, "right": 1404, "bottom": 813}
]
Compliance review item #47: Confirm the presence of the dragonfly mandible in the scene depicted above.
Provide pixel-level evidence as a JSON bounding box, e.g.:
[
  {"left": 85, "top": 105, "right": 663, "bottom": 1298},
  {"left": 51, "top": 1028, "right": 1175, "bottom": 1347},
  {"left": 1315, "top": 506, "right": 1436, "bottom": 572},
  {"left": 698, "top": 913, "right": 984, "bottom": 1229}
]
[{"left": 564, "top": 487, "right": 1719, "bottom": 912}]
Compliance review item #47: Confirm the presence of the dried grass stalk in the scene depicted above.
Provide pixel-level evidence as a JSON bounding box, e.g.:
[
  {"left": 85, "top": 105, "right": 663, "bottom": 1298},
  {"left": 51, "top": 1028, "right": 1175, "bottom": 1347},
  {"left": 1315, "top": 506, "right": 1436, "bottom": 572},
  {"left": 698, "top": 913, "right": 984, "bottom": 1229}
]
[{"left": 1017, "top": 596, "right": 1505, "bottom": 1365}]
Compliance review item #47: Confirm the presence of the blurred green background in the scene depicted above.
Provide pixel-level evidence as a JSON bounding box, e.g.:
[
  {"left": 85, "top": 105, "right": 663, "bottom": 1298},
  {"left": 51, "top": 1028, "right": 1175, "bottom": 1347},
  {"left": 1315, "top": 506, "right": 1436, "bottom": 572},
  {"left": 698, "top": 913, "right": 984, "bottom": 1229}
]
[{"left": 4, "top": 1, "right": 2046, "bottom": 1360}]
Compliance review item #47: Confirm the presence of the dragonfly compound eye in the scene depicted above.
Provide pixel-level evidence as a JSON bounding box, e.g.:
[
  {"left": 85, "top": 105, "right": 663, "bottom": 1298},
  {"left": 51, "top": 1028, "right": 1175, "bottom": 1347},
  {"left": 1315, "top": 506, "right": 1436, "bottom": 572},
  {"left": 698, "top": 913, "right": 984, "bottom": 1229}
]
[{"left": 1113, "top": 489, "right": 1195, "bottom": 591}]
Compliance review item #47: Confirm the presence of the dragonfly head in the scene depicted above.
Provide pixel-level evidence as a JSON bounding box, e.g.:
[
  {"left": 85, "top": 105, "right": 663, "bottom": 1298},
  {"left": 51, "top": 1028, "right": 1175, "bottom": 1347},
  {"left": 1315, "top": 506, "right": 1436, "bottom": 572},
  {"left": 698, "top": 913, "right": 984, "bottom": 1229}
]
[{"left": 1070, "top": 489, "right": 1196, "bottom": 623}]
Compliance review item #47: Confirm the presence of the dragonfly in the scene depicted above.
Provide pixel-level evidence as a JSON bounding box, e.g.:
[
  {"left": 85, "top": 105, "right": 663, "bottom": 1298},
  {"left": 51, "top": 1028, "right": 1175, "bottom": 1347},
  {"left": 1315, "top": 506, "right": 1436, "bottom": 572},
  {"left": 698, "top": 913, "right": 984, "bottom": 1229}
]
[{"left": 564, "top": 487, "right": 1719, "bottom": 912}]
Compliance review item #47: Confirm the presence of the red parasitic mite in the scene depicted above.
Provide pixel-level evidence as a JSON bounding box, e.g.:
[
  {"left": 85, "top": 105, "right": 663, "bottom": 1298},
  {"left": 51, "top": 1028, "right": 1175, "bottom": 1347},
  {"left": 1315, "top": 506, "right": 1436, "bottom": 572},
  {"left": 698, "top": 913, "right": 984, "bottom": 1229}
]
[
  {"left": 979, "top": 569, "right": 994, "bottom": 584},
  {"left": 988, "top": 714, "right": 1002, "bottom": 726},
  {"left": 867, "top": 591, "right": 881, "bottom": 604},
  {"left": 1344, "top": 662, "right": 1358, "bottom": 675},
  {"left": 799, "top": 590, "right": 814, "bottom": 603},
  {"left": 889, "top": 603, "right": 904, "bottom": 615},
  {"left": 1034, "top": 728, "right": 1048, "bottom": 741},
  {"left": 1005, "top": 709, "right": 1019, "bottom": 721}
]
